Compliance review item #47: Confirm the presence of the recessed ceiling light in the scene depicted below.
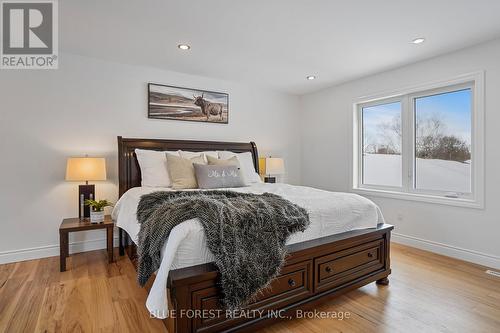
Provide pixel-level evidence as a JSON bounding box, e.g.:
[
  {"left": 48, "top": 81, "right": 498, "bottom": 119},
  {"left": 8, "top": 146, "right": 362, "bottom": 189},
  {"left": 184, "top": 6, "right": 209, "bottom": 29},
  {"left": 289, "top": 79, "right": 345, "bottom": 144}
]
[
  {"left": 306, "top": 75, "right": 316, "bottom": 80},
  {"left": 411, "top": 38, "right": 425, "bottom": 44},
  {"left": 178, "top": 44, "right": 191, "bottom": 50}
]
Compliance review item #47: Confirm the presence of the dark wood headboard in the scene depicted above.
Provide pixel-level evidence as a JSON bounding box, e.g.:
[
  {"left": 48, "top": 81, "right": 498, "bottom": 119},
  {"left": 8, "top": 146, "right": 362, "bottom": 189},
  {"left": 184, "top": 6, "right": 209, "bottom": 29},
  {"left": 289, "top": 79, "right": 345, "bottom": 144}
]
[{"left": 117, "top": 136, "right": 259, "bottom": 197}]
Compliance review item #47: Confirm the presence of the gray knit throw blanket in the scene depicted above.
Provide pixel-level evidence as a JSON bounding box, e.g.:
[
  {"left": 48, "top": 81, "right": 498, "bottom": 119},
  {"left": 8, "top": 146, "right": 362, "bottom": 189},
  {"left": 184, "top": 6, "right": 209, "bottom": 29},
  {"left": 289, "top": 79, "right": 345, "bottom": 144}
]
[{"left": 136, "top": 190, "right": 310, "bottom": 310}]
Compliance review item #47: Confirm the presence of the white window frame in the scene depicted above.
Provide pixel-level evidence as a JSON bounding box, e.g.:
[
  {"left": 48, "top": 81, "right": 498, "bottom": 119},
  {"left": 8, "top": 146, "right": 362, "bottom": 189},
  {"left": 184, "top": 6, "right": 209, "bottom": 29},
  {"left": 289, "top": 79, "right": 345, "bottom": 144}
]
[{"left": 351, "top": 72, "right": 484, "bottom": 209}]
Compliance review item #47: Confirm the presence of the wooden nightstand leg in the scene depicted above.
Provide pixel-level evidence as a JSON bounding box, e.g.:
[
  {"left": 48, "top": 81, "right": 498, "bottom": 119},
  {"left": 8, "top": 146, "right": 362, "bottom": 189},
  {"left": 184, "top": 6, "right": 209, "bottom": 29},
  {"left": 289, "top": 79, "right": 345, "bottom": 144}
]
[
  {"left": 107, "top": 226, "right": 114, "bottom": 263},
  {"left": 119, "top": 228, "right": 124, "bottom": 256},
  {"left": 124, "top": 231, "right": 129, "bottom": 252},
  {"left": 60, "top": 231, "right": 68, "bottom": 272}
]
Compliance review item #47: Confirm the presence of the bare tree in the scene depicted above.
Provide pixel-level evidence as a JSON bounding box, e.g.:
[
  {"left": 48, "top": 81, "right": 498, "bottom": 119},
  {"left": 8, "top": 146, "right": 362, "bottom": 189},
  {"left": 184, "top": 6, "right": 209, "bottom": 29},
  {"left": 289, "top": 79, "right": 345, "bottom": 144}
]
[
  {"left": 367, "top": 112, "right": 470, "bottom": 162},
  {"left": 377, "top": 113, "right": 401, "bottom": 154},
  {"left": 416, "top": 115, "right": 443, "bottom": 158}
]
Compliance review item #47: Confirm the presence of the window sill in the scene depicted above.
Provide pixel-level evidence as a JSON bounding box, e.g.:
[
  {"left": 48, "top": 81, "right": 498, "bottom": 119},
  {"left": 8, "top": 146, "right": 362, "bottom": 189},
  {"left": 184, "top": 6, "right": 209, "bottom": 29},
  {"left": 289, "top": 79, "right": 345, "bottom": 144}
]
[{"left": 351, "top": 187, "right": 484, "bottom": 209}]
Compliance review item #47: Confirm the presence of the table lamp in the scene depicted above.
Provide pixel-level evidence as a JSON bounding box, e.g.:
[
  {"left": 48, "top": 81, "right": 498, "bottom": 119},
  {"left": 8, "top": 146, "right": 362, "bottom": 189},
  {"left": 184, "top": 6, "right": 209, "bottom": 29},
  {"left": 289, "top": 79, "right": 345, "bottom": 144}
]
[
  {"left": 66, "top": 157, "right": 107, "bottom": 219},
  {"left": 263, "top": 157, "right": 284, "bottom": 183}
]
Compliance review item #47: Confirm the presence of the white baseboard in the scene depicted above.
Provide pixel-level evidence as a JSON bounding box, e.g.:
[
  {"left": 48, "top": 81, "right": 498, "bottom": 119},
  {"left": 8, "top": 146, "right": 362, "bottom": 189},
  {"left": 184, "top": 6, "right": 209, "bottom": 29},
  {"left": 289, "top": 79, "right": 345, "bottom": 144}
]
[
  {"left": 3, "top": 231, "right": 499, "bottom": 270},
  {"left": 0, "top": 237, "right": 119, "bottom": 265},
  {"left": 392, "top": 232, "right": 500, "bottom": 270}
]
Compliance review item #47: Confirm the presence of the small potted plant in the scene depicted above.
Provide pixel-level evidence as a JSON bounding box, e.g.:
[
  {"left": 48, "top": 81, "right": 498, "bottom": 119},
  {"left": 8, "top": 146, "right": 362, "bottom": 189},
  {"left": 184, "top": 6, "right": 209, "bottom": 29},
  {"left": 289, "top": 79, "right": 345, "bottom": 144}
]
[{"left": 84, "top": 199, "right": 113, "bottom": 223}]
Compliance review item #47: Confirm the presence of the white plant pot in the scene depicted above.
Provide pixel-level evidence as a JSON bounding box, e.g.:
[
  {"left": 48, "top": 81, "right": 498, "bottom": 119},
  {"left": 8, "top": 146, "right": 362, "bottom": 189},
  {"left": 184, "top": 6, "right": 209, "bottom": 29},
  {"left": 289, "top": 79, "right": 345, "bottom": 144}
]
[{"left": 90, "top": 210, "right": 105, "bottom": 224}]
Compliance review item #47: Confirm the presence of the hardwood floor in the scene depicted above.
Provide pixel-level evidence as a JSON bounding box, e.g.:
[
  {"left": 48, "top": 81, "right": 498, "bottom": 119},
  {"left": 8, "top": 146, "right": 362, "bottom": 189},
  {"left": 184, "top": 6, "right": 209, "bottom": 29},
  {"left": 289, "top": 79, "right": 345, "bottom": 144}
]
[
  {"left": 0, "top": 250, "right": 166, "bottom": 333},
  {"left": 0, "top": 243, "right": 499, "bottom": 332}
]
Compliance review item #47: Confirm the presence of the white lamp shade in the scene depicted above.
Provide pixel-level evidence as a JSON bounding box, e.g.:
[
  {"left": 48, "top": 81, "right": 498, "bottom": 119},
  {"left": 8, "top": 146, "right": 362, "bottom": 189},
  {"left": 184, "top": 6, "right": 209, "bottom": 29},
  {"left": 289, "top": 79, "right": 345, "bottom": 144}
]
[
  {"left": 265, "top": 158, "right": 285, "bottom": 175},
  {"left": 66, "top": 157, "right": 107, "bottom": 181}
]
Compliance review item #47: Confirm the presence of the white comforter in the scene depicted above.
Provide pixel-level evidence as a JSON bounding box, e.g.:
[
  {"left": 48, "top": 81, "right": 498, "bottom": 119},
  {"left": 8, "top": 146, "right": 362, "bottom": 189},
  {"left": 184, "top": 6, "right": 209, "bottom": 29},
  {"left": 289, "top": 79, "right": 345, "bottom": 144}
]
[{"left": 112, "top": 183, "right": 384, "bottom": 318}]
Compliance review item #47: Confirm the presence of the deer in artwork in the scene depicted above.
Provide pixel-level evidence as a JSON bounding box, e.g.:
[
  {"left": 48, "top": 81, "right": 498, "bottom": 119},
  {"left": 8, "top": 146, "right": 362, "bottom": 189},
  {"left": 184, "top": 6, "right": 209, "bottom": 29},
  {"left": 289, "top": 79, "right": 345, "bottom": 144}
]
[{"left": 193, "top": 93, "right": 224, "bottom": 121}]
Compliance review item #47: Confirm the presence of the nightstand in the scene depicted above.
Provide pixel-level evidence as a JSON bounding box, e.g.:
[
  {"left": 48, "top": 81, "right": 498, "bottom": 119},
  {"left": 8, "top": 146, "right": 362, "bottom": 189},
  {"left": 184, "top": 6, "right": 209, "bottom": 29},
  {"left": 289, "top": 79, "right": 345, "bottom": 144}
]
[{"left": 59, "top": 215, "right": 114, "bottom": 272}]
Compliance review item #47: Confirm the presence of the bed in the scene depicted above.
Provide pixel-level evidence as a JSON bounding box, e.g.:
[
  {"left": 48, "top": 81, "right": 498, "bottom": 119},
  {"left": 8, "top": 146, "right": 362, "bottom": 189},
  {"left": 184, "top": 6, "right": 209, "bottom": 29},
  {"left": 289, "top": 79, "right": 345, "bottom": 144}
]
[{"left": 115, "top": 136, "right": 393, "bottom": 333}]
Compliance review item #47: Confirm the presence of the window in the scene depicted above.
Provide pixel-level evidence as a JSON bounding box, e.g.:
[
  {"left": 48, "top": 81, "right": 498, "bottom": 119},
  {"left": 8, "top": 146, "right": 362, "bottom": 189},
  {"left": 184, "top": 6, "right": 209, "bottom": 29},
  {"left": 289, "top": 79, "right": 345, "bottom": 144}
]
[
  {"left": 414, "top": 89, "right": 472, "bottom": 193},
  {"left": 362, "top": 101, "right": 402, "bottom": 187},
  {"left": 353, "top": 73, "right": 484, "bottom": 208}
]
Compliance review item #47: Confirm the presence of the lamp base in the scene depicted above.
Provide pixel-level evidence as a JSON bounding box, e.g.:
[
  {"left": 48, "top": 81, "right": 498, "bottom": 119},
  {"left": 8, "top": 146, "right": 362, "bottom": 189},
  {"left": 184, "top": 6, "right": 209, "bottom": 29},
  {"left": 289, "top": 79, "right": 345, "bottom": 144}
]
[
  {"left": 264, "top": 176, "right": 276, "bottom": 183},
  {"left": 79, "top": 184, "right": 95, "bottom": 219}
]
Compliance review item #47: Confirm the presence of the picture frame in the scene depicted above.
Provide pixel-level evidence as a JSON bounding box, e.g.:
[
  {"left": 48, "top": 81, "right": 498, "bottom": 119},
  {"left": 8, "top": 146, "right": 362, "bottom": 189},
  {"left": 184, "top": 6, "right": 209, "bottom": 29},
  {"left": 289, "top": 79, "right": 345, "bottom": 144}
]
[{"left": 148, "top": 83, "right": 229, "bottom": 124}]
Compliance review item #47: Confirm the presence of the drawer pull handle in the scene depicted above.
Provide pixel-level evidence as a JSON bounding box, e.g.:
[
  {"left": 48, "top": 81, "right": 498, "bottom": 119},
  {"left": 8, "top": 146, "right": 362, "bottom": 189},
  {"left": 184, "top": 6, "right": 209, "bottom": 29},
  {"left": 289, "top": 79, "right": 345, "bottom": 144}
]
[
  {"left": 288, "top": 279, "right": 296, "bottom": 287},
  {"left": 325, "top": 266, "right": 332, "bottom": 273},
  {"left": 368, "top": 252, "right": 374, "bottom": 258}
]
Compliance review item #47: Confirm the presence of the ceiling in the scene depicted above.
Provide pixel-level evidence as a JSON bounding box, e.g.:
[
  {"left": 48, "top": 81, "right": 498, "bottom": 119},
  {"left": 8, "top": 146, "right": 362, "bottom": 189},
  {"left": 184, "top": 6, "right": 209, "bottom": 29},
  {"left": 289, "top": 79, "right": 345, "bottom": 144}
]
[{"left": 61, "top": 0, "right": 500, "bottom": 95}]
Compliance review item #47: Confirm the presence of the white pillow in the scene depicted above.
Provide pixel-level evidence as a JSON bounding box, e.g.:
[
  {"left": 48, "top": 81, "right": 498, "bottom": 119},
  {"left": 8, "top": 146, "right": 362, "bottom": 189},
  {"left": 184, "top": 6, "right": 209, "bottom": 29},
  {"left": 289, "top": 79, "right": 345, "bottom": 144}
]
[
  {"left": 178, "top": 150, "right": 219, "bottom": 163},
  {"left": 218, "top": 151, "right": 262, "bottom": 184},
  {"left": 135, "top": 149, "right": 179, "bottom": 187}
]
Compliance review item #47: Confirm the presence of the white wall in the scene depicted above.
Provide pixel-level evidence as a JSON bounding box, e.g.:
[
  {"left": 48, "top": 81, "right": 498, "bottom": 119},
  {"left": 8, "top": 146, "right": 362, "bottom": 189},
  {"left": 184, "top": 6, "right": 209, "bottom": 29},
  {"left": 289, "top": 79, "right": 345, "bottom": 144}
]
[
  {"left": 300, "top": 39, "right": 500, "bottom": 269},
  {"left": 0, "top": 53, "right": 301, "bottom": 263}
]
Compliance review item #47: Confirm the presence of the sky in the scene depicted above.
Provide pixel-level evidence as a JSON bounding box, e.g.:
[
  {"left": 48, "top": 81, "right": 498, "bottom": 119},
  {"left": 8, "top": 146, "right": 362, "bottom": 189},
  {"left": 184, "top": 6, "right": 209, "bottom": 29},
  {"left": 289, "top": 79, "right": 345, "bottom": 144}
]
[
  {"left": 150, "top": 84, "right": 228, "bottom": 104},
  {"left": 415, "top": 88, "right": 471, "bottom": 144},
  {"left": 363, "top": 88, "right": 472, "bottom": 149},
  {"left": 363, "top": 101, "right": 401, "bottom": 150}
]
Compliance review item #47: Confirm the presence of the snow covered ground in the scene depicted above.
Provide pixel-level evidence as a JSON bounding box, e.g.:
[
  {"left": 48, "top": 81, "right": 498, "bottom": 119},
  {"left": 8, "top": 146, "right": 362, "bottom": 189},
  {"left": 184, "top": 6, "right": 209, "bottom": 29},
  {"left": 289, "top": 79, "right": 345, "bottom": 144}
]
[{"left": 363, "top": 154, "right": 470, "bottom": 193}]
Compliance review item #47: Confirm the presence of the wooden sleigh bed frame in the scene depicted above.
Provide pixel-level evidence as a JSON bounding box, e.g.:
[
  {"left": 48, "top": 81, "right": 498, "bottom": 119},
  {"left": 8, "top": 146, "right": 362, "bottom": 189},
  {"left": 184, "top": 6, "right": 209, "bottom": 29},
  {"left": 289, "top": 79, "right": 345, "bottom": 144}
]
[{"left": 117, "top": 136, "right": 393, "bottom": 333}]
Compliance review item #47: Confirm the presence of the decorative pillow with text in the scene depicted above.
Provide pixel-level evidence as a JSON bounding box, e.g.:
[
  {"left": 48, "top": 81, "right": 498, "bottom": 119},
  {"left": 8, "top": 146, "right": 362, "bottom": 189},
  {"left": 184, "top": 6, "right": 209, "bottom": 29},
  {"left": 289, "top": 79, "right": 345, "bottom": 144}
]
[{"left": 194, "top": 164, "right": 246, "bottom": 189}]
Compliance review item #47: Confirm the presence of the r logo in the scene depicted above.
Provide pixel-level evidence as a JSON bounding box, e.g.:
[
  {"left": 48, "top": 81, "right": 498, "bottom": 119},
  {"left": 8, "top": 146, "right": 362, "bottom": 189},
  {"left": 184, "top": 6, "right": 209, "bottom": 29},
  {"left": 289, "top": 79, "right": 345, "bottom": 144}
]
[
  {"left": 1, "top": 0, "right": 57, "bottom": 69},
  {"left": 2, "top": 2, "right": 53, "bottom": 54}
]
